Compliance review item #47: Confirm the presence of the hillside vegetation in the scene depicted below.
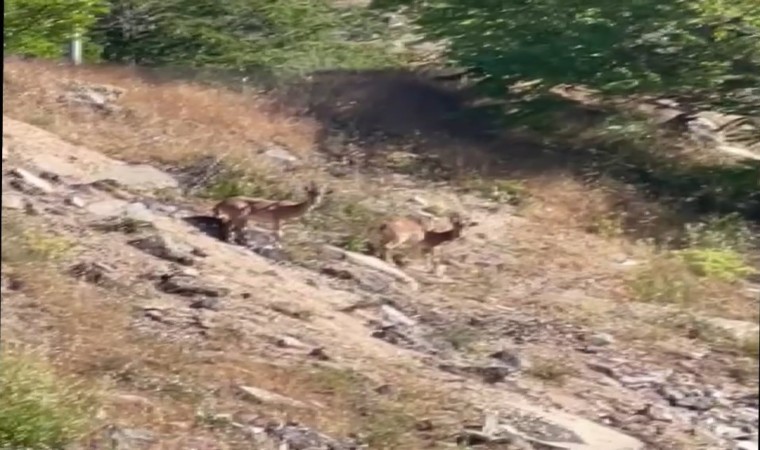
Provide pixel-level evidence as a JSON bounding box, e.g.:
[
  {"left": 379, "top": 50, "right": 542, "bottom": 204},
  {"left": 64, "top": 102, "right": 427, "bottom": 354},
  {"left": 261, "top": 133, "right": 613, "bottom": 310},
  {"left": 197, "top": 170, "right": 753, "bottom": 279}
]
[{"left": 2, "top": 1, "right": 759, "bottom": 449}]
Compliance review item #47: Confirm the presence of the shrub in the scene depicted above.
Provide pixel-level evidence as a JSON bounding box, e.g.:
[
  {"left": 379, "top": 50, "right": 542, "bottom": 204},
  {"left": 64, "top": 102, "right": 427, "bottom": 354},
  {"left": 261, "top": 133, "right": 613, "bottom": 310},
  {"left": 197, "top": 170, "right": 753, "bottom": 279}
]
[{"left": 675, "top": 247, "right": 755, "bottom": 282}]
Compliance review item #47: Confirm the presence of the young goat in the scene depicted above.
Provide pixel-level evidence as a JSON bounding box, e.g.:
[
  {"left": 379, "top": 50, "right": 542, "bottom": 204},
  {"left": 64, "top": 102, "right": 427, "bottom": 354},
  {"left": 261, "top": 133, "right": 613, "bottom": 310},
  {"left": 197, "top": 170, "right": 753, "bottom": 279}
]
[
  {"left": 373, "top": 212, "right": 477, "bottom": 272},
  {"left": 213, "top": 182, "right": 331, "bottom": 243}
]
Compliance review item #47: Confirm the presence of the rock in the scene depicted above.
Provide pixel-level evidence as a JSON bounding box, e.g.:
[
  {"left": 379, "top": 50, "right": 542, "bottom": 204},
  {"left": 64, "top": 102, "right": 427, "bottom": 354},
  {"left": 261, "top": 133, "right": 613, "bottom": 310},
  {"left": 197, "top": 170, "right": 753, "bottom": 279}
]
[
  {"left": 618, "top": 371, "right": 671, "bottom": 389},
  {"left": 639, "top": 404, "right": 673, "bottom": 422},
  {"left": 370, "top": 322, "right": 438, "bottom": 355},
  {"left": 415, "top": 419, "right": 434, "bottom": 432},
  {"left": 69, "top": 261, "right": 120, "bottom": 288},
  {"left": 322, "top": 244, "right": 419, "bottom": 291},
  {"left": 308, "top": 347, "right": 330, "bottom": 361},
  {"left": 489, "top": 350, "right": 524, "bottom": 372},
  {"left": 189, "top": 297, "right": 221, "bottom": 311},
  {"left": 262, "top": 422, "right": 353, "bottom": 450},
  {"left": 714, "top": 424, "right": 753, "bottom": 440},
  {"left": 458, "top": 411, "right": 583, "bottom": 450},
  {"left": 2, "top": 193, "right": 29, "bottom": 210},
  {"left": 1, "top": 144, "right": 8, "bottom": 161},
  {"left": 128, "top": 234, "right": 196, "bottom": 266},
  {"left": 274, "top": 336, "right": 309, "bottom": 349},
  {"left": 156, "top": 273, "right": 229, "bottom": 298},
  {"left": 9, "top": 167, "right": 55, "bottom": 194},
  {"left": 96, "top": 163, "right": 178, "bottom": 191},
  {"left": 660, "top": 386, "right": 716, "bottom": 411},
  {"left": 38, "top": 171, "right": 62, "bottom": 184},
  {"left": 85, "top": 199, "right": 129, "bottom": 217},
  {"left": 64, "top": 195, "right": 87, "bottom": 208},
  {"left": 123, "top": 202, "right": 154, "bottom": 222},
  {"left": 380, "top": 304, "right": 417, "bottom": 327},
  {"left": 320, "top": 266, "right": 355, "bottom": 280},
  {"left": 60, "top": 82, "right": 124, "bottom": 114},
  {"left": 86, "top": 200, "right": 155, "bottom": 223},
  {"left": 108, "top": 427, "right": 156, "bottom": 450},
  {"left": 260, "top": 144, "right": 301, "bottom": 168},
  {"left": 737, "top": 441, "right": 759, "bottom": 450},
  {"left": 587, "top": 362, "right": 618, "bottom": 378},
  {"left": 269, "top": 301, "right": 313, "bottom": 320},
  {"left": 587, "top": 333, "right": 615, "bottom": 346},
  {"left": 704, "top": 317, "right": 760, "bottom": 342},
  {"left": 1, "top": 273, "right": 24, "bottom": 293},
  {"left": 237, "top": 385, "right": 310, "bottom": 409},
  {"left": 439, "top": 363, "right": 517, "bottom": 384},
  {"left": 91, "top": 215, "right": 156, "bottom": 234}
]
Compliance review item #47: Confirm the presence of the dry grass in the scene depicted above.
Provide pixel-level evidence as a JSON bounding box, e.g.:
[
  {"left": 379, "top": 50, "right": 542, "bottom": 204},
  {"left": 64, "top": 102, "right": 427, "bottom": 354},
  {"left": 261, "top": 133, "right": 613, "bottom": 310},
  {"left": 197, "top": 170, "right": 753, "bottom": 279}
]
[
  {"left": 3, "top": 58, "right": 320, "bottom": 192},
  {"left": 627, "top": 253, "right": 758, "bottom": 321},
  {"left": 525, "top": 354, "right": 579, "bottom": 385}
]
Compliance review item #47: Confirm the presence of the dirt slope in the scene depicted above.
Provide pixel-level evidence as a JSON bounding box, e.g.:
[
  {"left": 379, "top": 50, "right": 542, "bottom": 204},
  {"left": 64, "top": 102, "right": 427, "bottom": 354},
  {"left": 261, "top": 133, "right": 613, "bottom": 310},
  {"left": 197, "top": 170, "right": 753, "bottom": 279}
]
[{"left": 2, "top": 62, "right": 758, "bottom": 450}]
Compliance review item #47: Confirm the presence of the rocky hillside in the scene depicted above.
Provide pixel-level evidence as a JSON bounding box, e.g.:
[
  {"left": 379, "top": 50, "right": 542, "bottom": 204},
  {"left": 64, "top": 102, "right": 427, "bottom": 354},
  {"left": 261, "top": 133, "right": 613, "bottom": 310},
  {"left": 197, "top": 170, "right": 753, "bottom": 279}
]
[{"left": 2, "top": 59, "right": 759, "bottom": 450}]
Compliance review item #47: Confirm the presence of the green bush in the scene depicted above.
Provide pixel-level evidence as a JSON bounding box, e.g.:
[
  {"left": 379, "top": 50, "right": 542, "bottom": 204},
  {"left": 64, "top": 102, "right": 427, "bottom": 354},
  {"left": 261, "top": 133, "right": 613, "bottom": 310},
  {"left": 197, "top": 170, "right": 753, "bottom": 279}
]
[{"left": 0, "top": 351, "right": 98, "bottom": 449}]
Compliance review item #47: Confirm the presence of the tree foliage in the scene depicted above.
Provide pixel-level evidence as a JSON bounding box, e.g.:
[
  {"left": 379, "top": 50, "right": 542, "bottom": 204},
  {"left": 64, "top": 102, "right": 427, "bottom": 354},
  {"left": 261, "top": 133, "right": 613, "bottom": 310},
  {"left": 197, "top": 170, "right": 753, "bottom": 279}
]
[
  {"left": 93, "top": 0, "right": 402, "bottom": 75},
  {"left": 4, "top": 0, "right": 108, "bottom": 58},
  {"left": 373, "top": 0, "right": 760, "bottom": 115}
]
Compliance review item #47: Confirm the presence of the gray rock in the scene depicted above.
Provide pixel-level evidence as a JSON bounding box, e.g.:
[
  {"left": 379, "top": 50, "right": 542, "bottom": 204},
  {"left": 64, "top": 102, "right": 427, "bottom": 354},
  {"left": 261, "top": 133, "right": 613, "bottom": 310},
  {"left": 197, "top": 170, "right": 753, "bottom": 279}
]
[
  {"left": 96, "top": 163, "right": 178, "bottom": 191},
  {"left": 108, "top": 427, "right": 156, "bottom": 450},
  {"left": 660, "top": 386, "right": 717, "bottom": 411},
  {"left": 123, "top": 202, "right": 154, "bottom": 221},
  {"left": 588, "top": 332, "right": 616, "bottom": 346},
  {"left": 458, "top": 411, "right": 587, "bottom": 450},
  {"left": 128, "top": 234, "right": 196, "bottom": 266},
  {"left": 2, "top": 193, "right": 28, "bottom": 210},
  {"left": 9, "top": 168, "right": 55, "bottom": 194},
  {"left": 263, "top": 422, "right": 354, "bottom": 450},
  {"left": 85, "top": 199, "right": 130, "bottom": 217},
  {"left": 260, "top": 144, "right": 301, "bottom": 168}
]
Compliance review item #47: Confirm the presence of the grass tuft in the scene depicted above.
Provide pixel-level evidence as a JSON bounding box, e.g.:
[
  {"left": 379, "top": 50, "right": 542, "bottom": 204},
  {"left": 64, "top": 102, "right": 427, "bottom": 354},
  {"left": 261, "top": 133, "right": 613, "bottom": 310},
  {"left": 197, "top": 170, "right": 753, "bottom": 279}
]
[{"left": 0, "top": 350, "right": 99, "bottom": 449}]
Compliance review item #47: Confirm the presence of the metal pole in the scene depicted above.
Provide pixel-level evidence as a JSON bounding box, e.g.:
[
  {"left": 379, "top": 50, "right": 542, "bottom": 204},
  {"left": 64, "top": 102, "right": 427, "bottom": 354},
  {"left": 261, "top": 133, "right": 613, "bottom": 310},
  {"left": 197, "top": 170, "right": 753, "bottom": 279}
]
[{"left": 69, "top": 31, "right": 83, "bottom": 65}]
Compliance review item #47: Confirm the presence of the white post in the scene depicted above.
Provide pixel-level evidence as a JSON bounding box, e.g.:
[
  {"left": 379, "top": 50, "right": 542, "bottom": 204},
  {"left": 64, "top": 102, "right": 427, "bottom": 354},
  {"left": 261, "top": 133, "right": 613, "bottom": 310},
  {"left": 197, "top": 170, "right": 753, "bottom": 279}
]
[{"left": 69, "top": 31, "right": 83, "bottom": 65}]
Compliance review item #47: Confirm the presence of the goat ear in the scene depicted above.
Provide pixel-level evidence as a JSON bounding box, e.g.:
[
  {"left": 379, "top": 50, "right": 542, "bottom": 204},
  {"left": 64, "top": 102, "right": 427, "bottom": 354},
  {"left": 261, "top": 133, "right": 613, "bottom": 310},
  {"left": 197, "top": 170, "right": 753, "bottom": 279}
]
[{"left": 325, "top": 188, "right": 334, "bottom": 195}]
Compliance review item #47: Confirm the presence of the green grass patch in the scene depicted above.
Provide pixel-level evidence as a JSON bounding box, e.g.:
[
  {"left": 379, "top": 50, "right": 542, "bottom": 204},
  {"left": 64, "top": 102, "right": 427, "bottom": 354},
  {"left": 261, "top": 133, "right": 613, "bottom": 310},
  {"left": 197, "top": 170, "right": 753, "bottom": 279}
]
[
  {"left": 1, "top": 213, "right": 74, "bottom": 264},
  {"left": 0, "top": 350, "right": 99, "bottom": 449}
]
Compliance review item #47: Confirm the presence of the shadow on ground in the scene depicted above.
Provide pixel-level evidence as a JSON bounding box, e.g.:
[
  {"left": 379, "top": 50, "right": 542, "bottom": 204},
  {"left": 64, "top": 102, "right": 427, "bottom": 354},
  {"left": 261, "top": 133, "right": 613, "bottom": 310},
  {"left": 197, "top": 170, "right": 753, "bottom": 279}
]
[{"left": 269, "top": 68, "right": 760, "bottom": 233}]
